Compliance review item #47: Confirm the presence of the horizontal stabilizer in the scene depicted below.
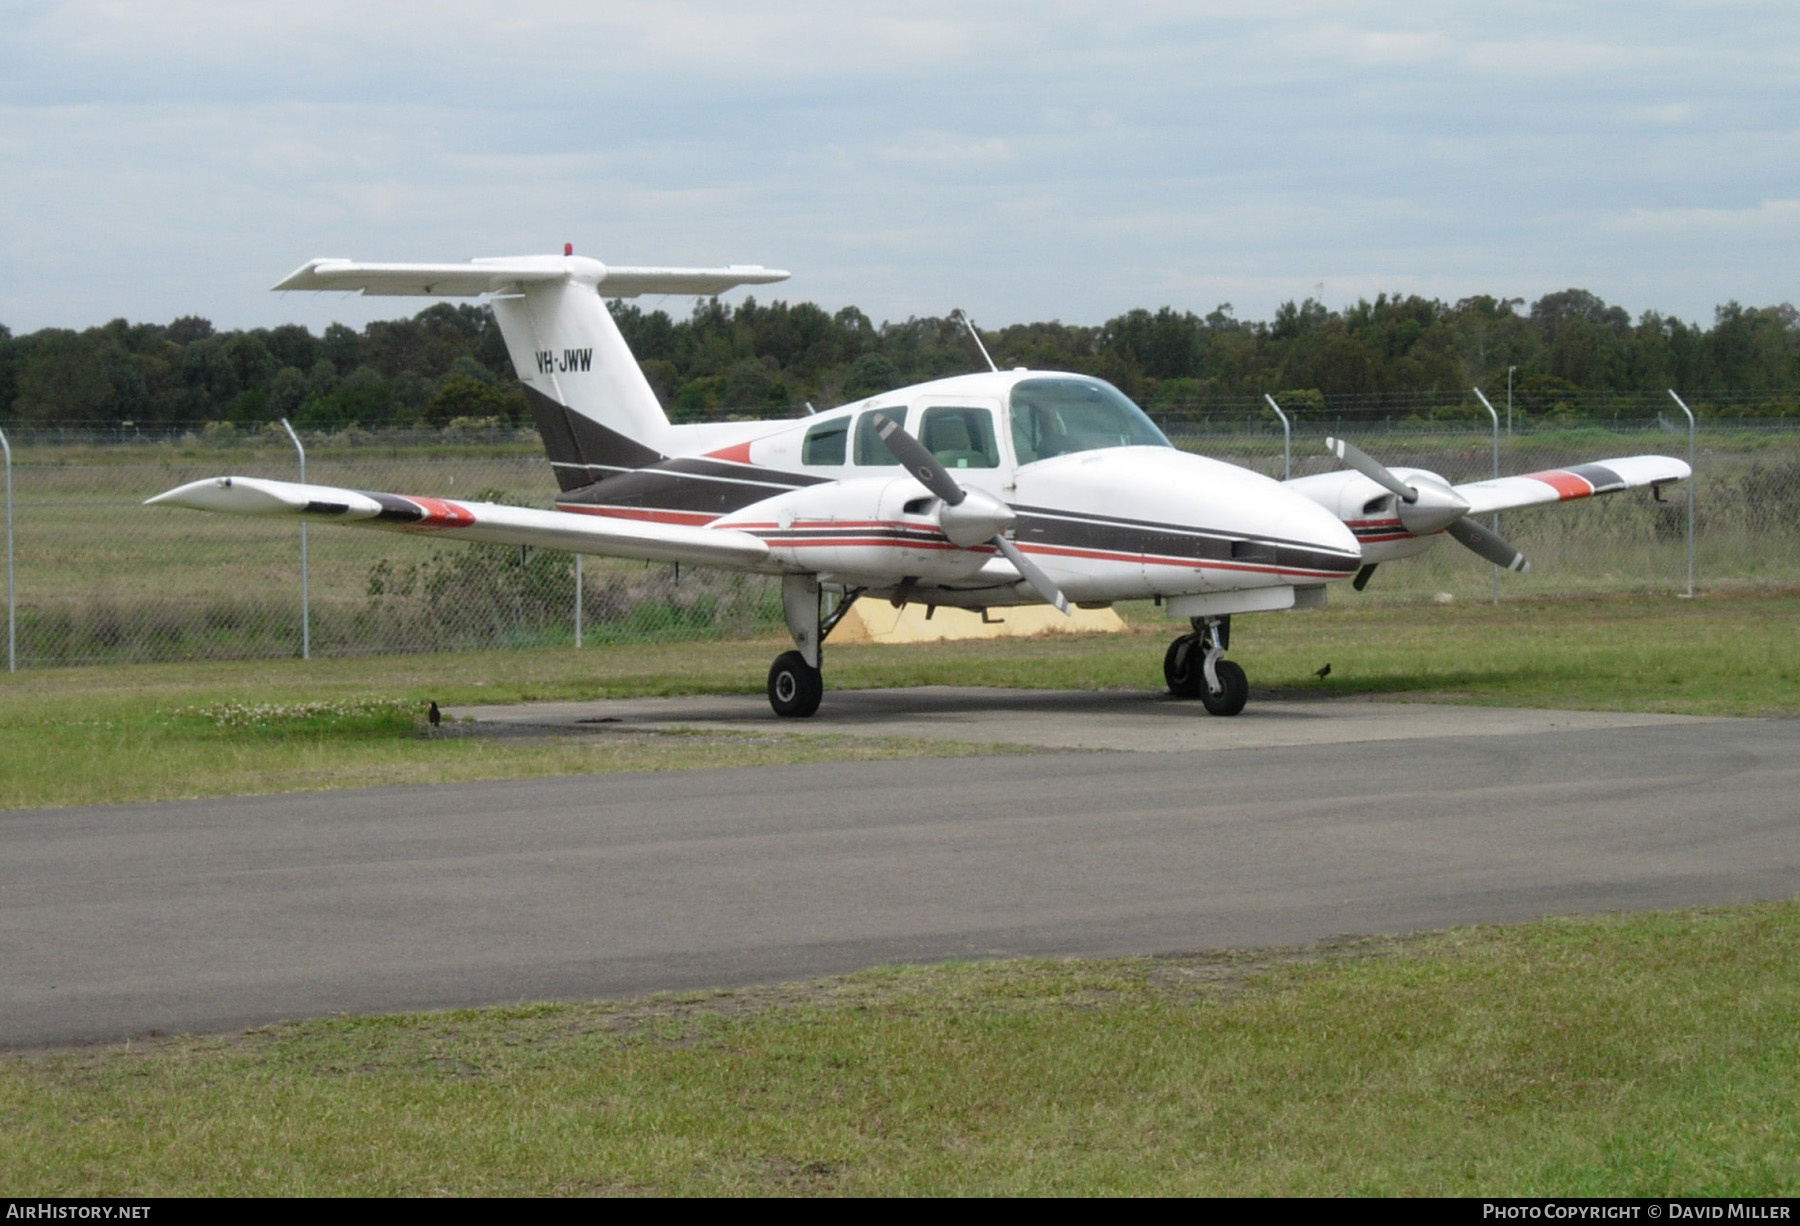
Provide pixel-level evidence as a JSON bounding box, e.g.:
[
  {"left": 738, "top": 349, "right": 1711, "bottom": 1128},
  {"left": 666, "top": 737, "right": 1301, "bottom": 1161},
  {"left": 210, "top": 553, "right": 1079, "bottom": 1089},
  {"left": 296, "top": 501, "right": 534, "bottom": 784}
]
[
  {"left": 272, "top": 256, "right": 790, "bottom": 299},
  {"left": 147, "top": 476, "right": 771, "bottom": 569},
  {"left": 1456, "top": 455, "right": 1691, "bottom": 517}
]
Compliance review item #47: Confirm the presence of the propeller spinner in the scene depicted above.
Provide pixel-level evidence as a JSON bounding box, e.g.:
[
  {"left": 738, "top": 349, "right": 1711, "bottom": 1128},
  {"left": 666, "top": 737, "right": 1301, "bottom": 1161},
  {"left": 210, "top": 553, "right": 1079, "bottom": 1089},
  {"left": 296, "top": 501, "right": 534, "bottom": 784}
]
[{"left": 1326, "top": 437, "right": 1529, "bottom": 573}]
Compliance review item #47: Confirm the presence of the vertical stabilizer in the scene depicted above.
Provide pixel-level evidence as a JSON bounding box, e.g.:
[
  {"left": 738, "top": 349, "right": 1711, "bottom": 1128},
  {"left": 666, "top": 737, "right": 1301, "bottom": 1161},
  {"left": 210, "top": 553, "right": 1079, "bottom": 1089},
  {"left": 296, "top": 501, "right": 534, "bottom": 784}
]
[{"left": 488, "top": 267, "right": 673, "bottom": 489}]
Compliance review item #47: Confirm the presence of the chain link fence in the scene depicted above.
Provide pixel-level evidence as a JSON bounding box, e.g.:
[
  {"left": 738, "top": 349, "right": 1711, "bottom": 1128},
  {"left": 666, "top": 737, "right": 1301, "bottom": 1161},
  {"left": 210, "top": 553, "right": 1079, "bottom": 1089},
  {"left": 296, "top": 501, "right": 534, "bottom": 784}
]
[{"left": 0, "top": 410, "right": 1795, "bottom": 668}]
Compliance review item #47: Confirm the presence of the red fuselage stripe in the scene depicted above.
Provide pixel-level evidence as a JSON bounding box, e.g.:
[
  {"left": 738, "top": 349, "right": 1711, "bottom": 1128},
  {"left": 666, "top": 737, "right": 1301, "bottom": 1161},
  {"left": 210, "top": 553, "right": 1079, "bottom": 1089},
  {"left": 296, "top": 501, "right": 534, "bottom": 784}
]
[
  {"left": 1026, "top": 541, "right": 1344, "bottom": 578},
  {"left": 563, "top": 506, "right": 1349, "bottom": 576},
  {"left": 771, "top": 538, "right": 969, "bottom": 552}
]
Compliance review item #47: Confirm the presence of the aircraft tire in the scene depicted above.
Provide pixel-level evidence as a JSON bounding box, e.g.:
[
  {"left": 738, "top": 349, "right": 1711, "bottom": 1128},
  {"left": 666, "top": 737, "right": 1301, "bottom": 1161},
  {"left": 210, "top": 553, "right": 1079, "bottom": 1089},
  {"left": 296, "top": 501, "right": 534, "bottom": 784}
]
[
  {"left": 1199, "top": 659, "right": 1249, "bottom": 717},
  {"left": 768, "top": 651, "right": 824, "bottom": 718},
  {"left": 1163, "top": 635, "right": 1203, "bottom": 698}
]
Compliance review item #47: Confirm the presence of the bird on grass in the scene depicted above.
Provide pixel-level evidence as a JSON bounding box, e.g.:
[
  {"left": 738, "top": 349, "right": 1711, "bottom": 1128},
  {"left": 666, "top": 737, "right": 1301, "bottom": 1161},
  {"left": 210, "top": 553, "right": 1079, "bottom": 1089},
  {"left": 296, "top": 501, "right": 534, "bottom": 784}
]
[
  {"left": 428, "top": 701, "right": 441, "bottom": 729},
  {"left": 1313, "top": 664, "right": 1331, "bottom": 680}
]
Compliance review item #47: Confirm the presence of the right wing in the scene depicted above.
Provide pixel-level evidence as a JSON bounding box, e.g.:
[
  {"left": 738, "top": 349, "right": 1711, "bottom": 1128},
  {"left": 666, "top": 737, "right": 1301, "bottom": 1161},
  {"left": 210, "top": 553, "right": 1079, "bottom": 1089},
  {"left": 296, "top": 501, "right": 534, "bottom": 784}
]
[
  {"left": 1455, "top": 455, "right": 1691, "bottom": 517},
  {"left": 147, "top": 476, "right": 771, "bottom": 569}
]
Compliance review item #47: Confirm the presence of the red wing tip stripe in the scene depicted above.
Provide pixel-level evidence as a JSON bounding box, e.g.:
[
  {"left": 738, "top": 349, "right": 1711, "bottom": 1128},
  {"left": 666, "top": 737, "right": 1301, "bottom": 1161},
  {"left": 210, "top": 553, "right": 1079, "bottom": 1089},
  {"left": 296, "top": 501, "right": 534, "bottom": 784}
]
[
  {"left": 400, "top": 496, "right": 477, "bottom": 529},
  {"left": 1524, "top": 470, "right": 1596, "bottom": 500}
]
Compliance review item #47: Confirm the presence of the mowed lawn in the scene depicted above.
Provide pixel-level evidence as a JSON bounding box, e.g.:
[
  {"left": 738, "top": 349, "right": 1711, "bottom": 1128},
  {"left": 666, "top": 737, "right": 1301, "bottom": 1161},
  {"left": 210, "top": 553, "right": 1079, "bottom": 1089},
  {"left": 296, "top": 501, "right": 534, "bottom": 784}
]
[{"left": 4, "top": 904, "right": 1798, "bottom": 1196}]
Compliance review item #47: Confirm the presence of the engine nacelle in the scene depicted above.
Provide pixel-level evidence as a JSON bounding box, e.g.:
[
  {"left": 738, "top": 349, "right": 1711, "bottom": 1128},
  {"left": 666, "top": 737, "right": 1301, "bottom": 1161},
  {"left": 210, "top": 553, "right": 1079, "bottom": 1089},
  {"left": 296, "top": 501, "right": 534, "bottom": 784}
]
[{"left": 718, "top": 477, "right": 994, "bottom": 584}]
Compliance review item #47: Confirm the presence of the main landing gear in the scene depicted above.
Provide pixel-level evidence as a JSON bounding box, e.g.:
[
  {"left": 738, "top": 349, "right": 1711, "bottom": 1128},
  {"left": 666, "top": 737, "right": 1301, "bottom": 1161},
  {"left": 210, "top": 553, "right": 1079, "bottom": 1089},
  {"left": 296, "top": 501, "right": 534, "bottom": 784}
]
[
  {"left": 1163, "top": 615, "right": 1248, "bottom": 716},
  {"left": 767, "top": 651, "right": 824, "bottom": 718},
  {"left": 768, "top": 574, "right": 862, "bottom": 718}
]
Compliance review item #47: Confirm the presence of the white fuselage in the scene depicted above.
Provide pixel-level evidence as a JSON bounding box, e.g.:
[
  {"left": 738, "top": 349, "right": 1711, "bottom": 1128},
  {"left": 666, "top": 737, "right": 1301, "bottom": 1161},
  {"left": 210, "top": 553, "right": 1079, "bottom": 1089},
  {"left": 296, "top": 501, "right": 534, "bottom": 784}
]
[{"left": 555, "top": 370, "right": 1364, "bottom": 608}]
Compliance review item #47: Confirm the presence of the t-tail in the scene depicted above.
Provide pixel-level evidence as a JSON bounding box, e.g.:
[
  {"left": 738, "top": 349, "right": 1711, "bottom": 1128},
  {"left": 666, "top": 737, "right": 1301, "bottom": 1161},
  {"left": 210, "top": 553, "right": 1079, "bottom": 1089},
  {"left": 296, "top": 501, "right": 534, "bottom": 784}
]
[{"left": 272, "top": 254, "right": 789, "bottom": 490}]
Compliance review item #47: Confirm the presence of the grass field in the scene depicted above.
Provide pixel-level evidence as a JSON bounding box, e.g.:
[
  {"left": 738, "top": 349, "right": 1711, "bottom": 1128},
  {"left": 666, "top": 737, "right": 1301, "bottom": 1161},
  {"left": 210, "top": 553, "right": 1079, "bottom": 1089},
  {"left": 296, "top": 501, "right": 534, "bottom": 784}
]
[
  {"left": 2, "top": 589, "right": 1797, "bottom": 811},
  {"left": 5, "top": 903, "right": 1798, "bottom": 1195}
]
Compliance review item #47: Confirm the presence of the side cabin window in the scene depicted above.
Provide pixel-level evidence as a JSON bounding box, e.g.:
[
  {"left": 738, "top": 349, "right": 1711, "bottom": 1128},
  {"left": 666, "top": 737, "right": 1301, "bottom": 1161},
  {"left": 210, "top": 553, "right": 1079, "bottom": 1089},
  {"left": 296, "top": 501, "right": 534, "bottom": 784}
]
[
  {"left": 919, "top": 406, "right": 999, "bottom": 469},
  {"left": 802, "top": 416, "right": 849, "bottom": 466},
  {"left": 853, "top": 407, "right": 908, "bottom": 465},
  {"left": 1009, "top": 377, "right": 1172, "bottom": 463}
]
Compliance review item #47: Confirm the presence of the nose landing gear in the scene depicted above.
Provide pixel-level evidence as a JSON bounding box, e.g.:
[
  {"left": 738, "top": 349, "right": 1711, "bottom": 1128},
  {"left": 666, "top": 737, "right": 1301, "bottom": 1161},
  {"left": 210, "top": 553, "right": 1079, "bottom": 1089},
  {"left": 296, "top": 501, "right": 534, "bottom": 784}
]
[{"left": 1163, "top": 615, "right": 1248, "bottom": 716}]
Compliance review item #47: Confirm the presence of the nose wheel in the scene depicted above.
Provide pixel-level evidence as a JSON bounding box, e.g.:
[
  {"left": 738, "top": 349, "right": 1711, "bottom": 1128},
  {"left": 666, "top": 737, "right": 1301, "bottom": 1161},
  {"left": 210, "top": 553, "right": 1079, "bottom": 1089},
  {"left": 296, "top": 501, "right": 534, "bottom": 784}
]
[
  {"left": 1163, "top": 616, "right": 1248, "bottom": 716},
  {"left": 1198, "top": 658, "right": 1248, "bottom": 716}
]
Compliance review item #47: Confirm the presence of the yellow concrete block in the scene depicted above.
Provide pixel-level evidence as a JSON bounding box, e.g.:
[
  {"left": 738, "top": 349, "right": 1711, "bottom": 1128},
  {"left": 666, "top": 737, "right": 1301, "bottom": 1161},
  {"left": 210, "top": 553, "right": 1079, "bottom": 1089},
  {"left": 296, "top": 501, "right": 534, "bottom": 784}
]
[{"left": 832, "top": 600, "right": 1125, "bottom": 644}]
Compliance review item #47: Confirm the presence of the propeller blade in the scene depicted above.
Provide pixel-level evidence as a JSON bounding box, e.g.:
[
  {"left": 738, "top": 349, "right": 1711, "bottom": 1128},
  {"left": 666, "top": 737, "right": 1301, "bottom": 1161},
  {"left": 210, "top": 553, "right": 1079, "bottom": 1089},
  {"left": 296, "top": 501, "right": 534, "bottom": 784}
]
[
  {"left": 1445, "top": 516, "right": 1531, "bottom": 572},
  {"left": 1352, "top": 563, "right": 1378, "bottom": 592},
  {"left": 1326, "top": 437, "right": 1417, "bottom": 503},
  {"left": 992, "top": 536, "right": 1071, "bottom": 615},
  {"left": 873, "top": 413, "right": 965, "bottom": 506}
]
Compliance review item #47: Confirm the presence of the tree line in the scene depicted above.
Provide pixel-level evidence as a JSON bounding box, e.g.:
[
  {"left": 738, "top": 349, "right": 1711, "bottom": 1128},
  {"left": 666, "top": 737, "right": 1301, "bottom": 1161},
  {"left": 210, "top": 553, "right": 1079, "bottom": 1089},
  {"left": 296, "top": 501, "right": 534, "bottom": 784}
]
[{"left": 3, "top": 289, "right": 1798, "bottom": 432}]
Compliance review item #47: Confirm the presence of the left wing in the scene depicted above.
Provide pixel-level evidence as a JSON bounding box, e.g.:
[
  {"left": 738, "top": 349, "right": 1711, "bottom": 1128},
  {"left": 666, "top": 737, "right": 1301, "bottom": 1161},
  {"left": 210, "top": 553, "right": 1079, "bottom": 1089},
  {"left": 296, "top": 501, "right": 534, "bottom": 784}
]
[
  {"left": 1455, "top": 455, "right": 1690, "bottom": 517},
  {"left": 147, "top": 476, "right": 771, "bottom": 568}
]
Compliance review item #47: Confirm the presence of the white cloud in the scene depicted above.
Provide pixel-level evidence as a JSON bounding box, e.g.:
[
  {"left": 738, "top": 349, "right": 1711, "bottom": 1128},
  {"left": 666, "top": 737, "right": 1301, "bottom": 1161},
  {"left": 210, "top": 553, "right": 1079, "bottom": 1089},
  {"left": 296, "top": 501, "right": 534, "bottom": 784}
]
[
  {"left": 1281, "top": 24, "right": 1452, "bottom": 66},
  {"left": 1609, "top": 198, "right": 1800, "bottom": 234},
  {"left": 1630, "top": 102, "right": 1695, "bottom": 125},
  {"left": 878, "top": 131, "right": 1010, "bottom": 169},
  {"left": 1464, "top": 37, "right": 1664, "bottom": 76}
]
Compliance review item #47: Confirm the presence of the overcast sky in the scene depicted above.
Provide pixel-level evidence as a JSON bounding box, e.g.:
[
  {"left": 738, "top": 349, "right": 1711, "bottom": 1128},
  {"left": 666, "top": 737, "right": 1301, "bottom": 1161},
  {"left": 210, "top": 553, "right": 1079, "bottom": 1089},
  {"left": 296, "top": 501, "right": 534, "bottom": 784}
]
[{"left": 2, "top": 1, "right": 1796, "bottom": 334}]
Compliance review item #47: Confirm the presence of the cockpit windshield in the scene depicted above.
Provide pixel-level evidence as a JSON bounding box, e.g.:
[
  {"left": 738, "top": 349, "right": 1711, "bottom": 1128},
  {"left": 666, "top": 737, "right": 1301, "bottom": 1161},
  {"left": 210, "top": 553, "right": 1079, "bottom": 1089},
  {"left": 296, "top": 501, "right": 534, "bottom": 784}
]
[{"left": 1009, "top": 377, "right": 1172, "bottom": 463}]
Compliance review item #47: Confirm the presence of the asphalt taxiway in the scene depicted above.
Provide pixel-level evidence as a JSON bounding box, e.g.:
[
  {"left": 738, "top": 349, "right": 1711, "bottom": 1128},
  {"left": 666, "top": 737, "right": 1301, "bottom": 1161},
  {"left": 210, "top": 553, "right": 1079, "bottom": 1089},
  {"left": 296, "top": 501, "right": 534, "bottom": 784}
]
[{"left": 3, "top": 689, "right": 1794, "bottom": 1047}]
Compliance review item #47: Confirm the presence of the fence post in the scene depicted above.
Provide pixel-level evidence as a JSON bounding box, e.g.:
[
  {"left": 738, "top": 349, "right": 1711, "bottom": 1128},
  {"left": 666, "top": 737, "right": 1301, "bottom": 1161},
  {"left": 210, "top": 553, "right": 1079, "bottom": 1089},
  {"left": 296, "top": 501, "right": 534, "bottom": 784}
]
[
  {"left": 1261, "top": 394, "right": 1291, "bottom": 479},
  {"left": 1471, "top": 389, "right": 1502, "bottom": 604},
  {"left": 279, "top": 418, "right": 310, "bottom": 659},
  {"left": 574, "top": 553, "right": 583, "bottom": 649},
  {"left": 1666, "top": 390, "right": 1697, "bottom": 598},
  {"left": 1, "top": 426, "right": 13, "bottom": 673}
]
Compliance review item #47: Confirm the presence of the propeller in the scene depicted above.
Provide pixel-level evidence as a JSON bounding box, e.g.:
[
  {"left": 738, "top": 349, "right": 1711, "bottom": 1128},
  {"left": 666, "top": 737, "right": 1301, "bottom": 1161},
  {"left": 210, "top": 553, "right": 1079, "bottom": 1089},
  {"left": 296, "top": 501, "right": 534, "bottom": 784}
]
[
  {"left": 873, "top": 414, "right": 1071, "bottom": 614},
  {"left": 1326, "top": 437, "right": 1531, "bottom": 574}
]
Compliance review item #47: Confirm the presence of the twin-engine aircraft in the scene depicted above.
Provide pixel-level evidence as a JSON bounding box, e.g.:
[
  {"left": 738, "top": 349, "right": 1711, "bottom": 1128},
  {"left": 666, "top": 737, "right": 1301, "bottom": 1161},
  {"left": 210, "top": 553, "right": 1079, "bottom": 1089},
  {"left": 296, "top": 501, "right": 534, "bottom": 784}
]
[{"left": 151, "top": 252, "right": 1691, "bottom": 717}]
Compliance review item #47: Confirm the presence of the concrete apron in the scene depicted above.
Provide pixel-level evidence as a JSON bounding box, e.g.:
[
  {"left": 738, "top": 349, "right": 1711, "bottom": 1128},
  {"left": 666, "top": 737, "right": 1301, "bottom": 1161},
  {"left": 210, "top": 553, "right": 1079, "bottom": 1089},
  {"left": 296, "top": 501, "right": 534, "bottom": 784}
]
[{"left": 447, "top": 687, "right": 1717, "bottom": 755}]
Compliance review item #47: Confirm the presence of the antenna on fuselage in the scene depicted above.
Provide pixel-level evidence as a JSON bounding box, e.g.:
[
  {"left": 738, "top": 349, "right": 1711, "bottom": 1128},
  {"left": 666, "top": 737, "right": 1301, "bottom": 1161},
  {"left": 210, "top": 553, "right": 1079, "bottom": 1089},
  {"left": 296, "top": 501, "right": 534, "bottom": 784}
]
[{"left": 952, "top": 309, "right": 999, "bottom": 374}]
